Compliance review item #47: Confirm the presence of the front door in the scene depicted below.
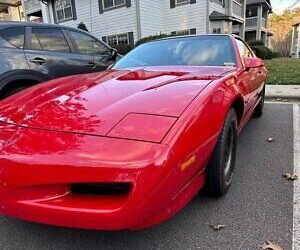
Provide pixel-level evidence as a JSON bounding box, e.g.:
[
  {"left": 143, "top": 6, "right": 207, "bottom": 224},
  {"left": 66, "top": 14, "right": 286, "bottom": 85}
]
[
  {"left": 67, "top": 30, "right": 112, "bottom": 73},
  {"left": 235, "top": 39, "right": 262, "bottom": 112}
]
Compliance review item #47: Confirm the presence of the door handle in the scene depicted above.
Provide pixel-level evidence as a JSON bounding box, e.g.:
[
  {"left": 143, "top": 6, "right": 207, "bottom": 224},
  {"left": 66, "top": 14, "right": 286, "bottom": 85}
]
[
  {"left": 86, "top": 62, "right": 96, "bottom": 68},
  {"left": 29, "top": 57, "right": 46, "bottom": 65}
]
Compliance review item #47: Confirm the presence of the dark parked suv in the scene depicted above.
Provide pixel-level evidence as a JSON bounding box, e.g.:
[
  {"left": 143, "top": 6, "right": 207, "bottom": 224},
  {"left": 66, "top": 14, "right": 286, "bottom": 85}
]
[{"left": 0, "top": 21, "right": 117, "bottom": 99}]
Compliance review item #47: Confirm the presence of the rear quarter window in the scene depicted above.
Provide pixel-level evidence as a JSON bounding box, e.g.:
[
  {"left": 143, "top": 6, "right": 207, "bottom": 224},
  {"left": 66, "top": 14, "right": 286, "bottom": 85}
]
[{"left": 0, "top": 26, "right": 25, "bottom": 49}]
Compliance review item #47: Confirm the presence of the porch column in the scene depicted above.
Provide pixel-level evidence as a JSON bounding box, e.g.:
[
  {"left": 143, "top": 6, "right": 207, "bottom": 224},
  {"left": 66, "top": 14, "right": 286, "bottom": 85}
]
[
  {"left": 291, "top": 26, "right": 295, "bottom": 57},
  {"left": 256, "top": 5, "right": 262, "bottom": 41},
  {"left": 240, "top": 0, "right": 246, "bottom": 39},
  {"left": 297, "top": 27, "right": 300, "bottom": 59}
]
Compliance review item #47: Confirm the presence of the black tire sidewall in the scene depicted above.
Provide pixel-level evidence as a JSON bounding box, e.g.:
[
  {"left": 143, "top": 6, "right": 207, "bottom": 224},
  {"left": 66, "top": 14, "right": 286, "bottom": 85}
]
[{"left": 208, "top": 109, "right": 238, "bottom": 196}]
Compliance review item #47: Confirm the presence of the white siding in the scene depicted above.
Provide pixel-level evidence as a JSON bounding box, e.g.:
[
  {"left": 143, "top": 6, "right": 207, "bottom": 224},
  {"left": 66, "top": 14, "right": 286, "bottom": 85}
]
[
  {"left": 139, "top": 0, "right": 163, "bottom": 38},
  {"left": 49, "top": 0, "right": 138, "bottom": 43},
  {"left": 161, "top": 1, "right": 207, "bottom": 35},
  {"left": 210, "top": 0, "right": 225, "bottom": 14},
  {"left": 41, "top": 3, "right": 51, "bottom": 23},
  {"left": 31, "top": 0, "right": 247, "bottom": 43}
]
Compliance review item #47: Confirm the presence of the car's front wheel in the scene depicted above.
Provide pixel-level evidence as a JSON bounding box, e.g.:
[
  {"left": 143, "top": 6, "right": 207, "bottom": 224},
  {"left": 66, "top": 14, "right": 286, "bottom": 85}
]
[{"left": 207, "top": 108, "right": 238, "bottom": 197}]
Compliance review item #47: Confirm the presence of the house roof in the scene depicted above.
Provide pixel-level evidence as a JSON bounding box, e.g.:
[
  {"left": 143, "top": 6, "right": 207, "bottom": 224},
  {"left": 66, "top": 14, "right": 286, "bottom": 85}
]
[
  {"left": 247, "top": 0, "right": 272, "bottom": 12},
  {"left": 209, "top": 11, "right": 244, "bottom": 23},
  {"left": 292, "top": 21, "right": 300, "bottom": 26},
  {"left": 0, "top": 0, "right": 21, "bottom": 7}
]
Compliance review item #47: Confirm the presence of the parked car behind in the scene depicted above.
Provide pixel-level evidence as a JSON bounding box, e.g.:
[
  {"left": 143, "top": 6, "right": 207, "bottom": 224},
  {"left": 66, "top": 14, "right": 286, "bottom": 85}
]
[{"left": 0, "top": 21, "right": 118, "bottom": 99}]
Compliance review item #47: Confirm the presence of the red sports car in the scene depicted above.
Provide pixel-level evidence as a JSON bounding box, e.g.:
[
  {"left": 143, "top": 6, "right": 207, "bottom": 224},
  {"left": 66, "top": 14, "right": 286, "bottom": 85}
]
[{"left": 0, "top": 35, "right": 267, "bottom": 230}]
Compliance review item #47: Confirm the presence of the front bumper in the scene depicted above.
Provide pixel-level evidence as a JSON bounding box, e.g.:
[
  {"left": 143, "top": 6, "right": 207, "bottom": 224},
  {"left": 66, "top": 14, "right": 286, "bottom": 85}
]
[{"left": 0, "top": 123, "right": 182, "bottom": 230}]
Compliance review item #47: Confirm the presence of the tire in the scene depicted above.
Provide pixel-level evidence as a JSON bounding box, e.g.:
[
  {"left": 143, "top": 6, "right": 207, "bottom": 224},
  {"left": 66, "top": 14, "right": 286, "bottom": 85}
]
[
  {"left": 1, "top": 85, "right": 28, "bottom": 99},
  {"left": 207, "top": 108, "right": 238, "bottom": 197},
  {"left": 252, "top": 86, "right": 265, "bottom": 118}
]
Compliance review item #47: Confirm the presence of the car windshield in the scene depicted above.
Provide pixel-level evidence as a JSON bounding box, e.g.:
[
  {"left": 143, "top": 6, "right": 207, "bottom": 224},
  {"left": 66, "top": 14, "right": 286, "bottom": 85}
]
[{"left": 113, "top": 36, "right": 237, "bottom": 69}]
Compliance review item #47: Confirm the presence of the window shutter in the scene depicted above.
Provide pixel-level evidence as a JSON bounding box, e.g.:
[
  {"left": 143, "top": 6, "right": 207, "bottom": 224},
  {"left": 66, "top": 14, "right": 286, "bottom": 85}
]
[
  {"left": 51, "top": 0, "right": 58, "bottom": 23},
  {"left": 71, "top": 0, "right": 77, "bottom": 20},
  {"left": 128, "top": 32, "right": 134, "bottom": 48},
  {"left": 126, "top": 0, "right": 131, "bottom": 7},
  {"left": 190, "top": 28, "right": 196, "bottom": 35},
  {"left": 98, "top": 0, "right": 104, "bottom": 14},
  {"left": 102, "top": 36, "right": 107, "bottom": 43},
  {"left": 190, "top": 0, "right": 196, "bottom": 4},
  {"left": 170, "top": 0, "right": 175, "bottom": 8}
]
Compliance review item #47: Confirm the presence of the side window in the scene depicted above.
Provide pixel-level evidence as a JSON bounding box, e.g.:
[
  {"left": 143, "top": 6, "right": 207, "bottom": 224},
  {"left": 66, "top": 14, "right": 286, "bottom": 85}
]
[
  {"left": 0, "top": 26, "right": 25, "bottom": 48},
  {"left": 236, "top": 39, "right": 253, "bottom": 60},
  {"left": 93, "top": 40, "right": 110, "bottom": 55},
  {"left": 31, "top": 28, "right": 70, "bottom": 53},
  {"left": 69, "top": 31, "right": 110, "bottom": 56},
  {"left": 68, "top": 31, "right": 93, "bottom": 54}
]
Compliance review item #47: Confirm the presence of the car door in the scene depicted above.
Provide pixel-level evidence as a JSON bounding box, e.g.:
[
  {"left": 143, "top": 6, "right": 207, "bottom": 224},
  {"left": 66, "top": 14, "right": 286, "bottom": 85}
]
[
  {"left": 235, "top": 39, "right": 263, "bottom": 112},
  {"left": 67, "top": 30, "right": 112, "bottom": 73},
  {"left": 24, "top": 26, "right": 87, "bottom": 80}
]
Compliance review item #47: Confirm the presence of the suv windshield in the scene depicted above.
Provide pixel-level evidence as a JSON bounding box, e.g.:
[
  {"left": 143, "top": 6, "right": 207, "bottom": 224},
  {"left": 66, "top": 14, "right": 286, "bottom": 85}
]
[{"left": 113, "top": 36, "right": 237, "bottom": 69}]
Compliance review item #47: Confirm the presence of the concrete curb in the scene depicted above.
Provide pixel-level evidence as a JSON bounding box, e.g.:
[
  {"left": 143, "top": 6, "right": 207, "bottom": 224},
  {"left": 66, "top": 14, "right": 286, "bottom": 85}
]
[
  {"left": 265, "top": 96, "right": 300, "bottom": 102},
  {"left": 265, "top": 85, "right": 300, "bottom": 102}
]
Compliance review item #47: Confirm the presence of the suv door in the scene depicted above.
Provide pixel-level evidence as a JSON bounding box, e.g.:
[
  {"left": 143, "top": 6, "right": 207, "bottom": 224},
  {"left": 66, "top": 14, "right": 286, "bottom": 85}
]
[
  {"left": 67, "top": 30, "right": 113, "bottom": 72},
  {"left": 24, "top": 26, "right": 87, "bottom": 79}
]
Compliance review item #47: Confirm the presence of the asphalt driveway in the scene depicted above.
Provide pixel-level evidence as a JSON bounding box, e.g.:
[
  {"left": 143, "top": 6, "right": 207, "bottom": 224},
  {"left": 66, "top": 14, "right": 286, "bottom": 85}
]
[{"left": 0, "top": 103, "right": 295, "bottom": 250}]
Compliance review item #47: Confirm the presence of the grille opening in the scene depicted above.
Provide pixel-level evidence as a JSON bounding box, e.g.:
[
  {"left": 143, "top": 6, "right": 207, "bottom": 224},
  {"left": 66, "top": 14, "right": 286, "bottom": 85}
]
[{"left": 70, "top": 183, "right": 131, "bottom": 196}]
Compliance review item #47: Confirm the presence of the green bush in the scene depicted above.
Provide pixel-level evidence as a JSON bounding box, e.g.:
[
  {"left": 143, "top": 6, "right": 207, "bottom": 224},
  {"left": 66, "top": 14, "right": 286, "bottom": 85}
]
[
  {"left": 272, "top": 51, "right": 282, "bottom": 58},
  {"left": 135, "top": 34, "right": 176, "bottom": 47},
  {"left": 77, "top": 21, "right": 89, "bottom": 32},
  {"left": 248, "top": 40, "right": 265, "bottom": 46},
  {"left": 111, "top": 44, "right": 132, "bottom": 55},
  {"left": 251, "top": 45, "right": 274, "bottom": 60},
  {"left": 248, "top": 40, "right": 278, "bottom": 60}
]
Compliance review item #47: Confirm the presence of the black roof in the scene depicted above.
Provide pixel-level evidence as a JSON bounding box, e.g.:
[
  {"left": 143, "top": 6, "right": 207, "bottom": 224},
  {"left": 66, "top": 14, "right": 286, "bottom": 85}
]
[{"left": 209, "top": 11, "right": 244, "bottom": 23}]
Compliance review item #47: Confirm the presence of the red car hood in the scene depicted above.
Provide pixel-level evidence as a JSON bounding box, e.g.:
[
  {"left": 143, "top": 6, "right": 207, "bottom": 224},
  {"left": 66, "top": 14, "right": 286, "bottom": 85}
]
[{"left": 0, "top": 66, "right": 234, "bottom": 139}]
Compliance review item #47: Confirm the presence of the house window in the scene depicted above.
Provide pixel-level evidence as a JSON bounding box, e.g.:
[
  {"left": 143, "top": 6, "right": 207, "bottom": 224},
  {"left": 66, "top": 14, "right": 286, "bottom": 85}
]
[
  {"left": 214, "top": 0, "right": 224, "bottom": 5},
  {"left": 54, "top": 0, "right": 73, "bottom": 22},
  {"left": 176, "top": 0, "right": 189, "bottom": 5},
  {"left": 172, "top": 29, "right": 196, "bottom": 36},
  {"left": 175, "top": 29, "right": 190, "bottom": 35},
  {"left": 107, "top": 33, "right": 129, "bottom": 46},
  {"left": 213, "top": 28, "right": 221, "bottom": 34},
  {"left": 246, "top": 6, "right": 258, "bottom": 18},
  {"left": 103, "top": 0, "right": 125, "bottom": 10}
]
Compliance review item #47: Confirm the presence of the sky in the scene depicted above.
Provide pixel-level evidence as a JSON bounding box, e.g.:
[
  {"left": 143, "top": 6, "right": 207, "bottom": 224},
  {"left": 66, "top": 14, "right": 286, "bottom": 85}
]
[{"left": 272, "top": 0, "right": 300, "bottom": 13}]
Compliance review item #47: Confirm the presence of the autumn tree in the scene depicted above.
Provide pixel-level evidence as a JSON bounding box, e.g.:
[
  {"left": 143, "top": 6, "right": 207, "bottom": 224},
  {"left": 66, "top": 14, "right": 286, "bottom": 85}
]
[{"left": 269, "top": 8, "right": 300, "bottom": 57}]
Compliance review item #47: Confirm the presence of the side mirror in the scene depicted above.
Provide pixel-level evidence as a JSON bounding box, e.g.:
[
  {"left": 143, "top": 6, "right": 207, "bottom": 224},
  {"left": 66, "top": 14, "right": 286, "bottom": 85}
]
[
  {"left": 111, "top": 48, "right": 118, "bottom": 61},
  {"left": 244, "top": 57, "right": 264, "bottom": 70}
]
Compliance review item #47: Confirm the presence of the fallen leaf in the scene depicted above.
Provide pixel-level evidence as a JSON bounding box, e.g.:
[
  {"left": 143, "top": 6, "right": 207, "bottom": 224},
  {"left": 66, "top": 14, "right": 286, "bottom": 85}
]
[
  {"left": 258, "top": 241, "right": 283, "bottom": 250},
  {"left": 209, "top": 224, "right": 225, "bottom": 231},
  {"left": 282, "top": 173, "right": 298, "bottom": 181},
  {"left": 267, "top": 138, "right": 275, "bottom": 142}
]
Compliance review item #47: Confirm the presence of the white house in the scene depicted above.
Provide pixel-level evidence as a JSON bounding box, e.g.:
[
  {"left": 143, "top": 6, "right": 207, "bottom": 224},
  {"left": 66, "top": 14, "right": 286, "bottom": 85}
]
[
  {"left": 0, "top": 0, "right": 24, "bottom": 21},
  {"left": 22, "top": 0, "right": 250, "bottom": 47},
  {"left": 291, "top": 21, "right": 300, "bottom": 58}
]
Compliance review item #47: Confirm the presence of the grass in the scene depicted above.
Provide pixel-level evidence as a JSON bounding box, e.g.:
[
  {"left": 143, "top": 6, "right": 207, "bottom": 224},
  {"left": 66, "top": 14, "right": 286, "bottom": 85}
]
[{"left": 265, "top": 58, "right": 300, "bottom": 85}]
